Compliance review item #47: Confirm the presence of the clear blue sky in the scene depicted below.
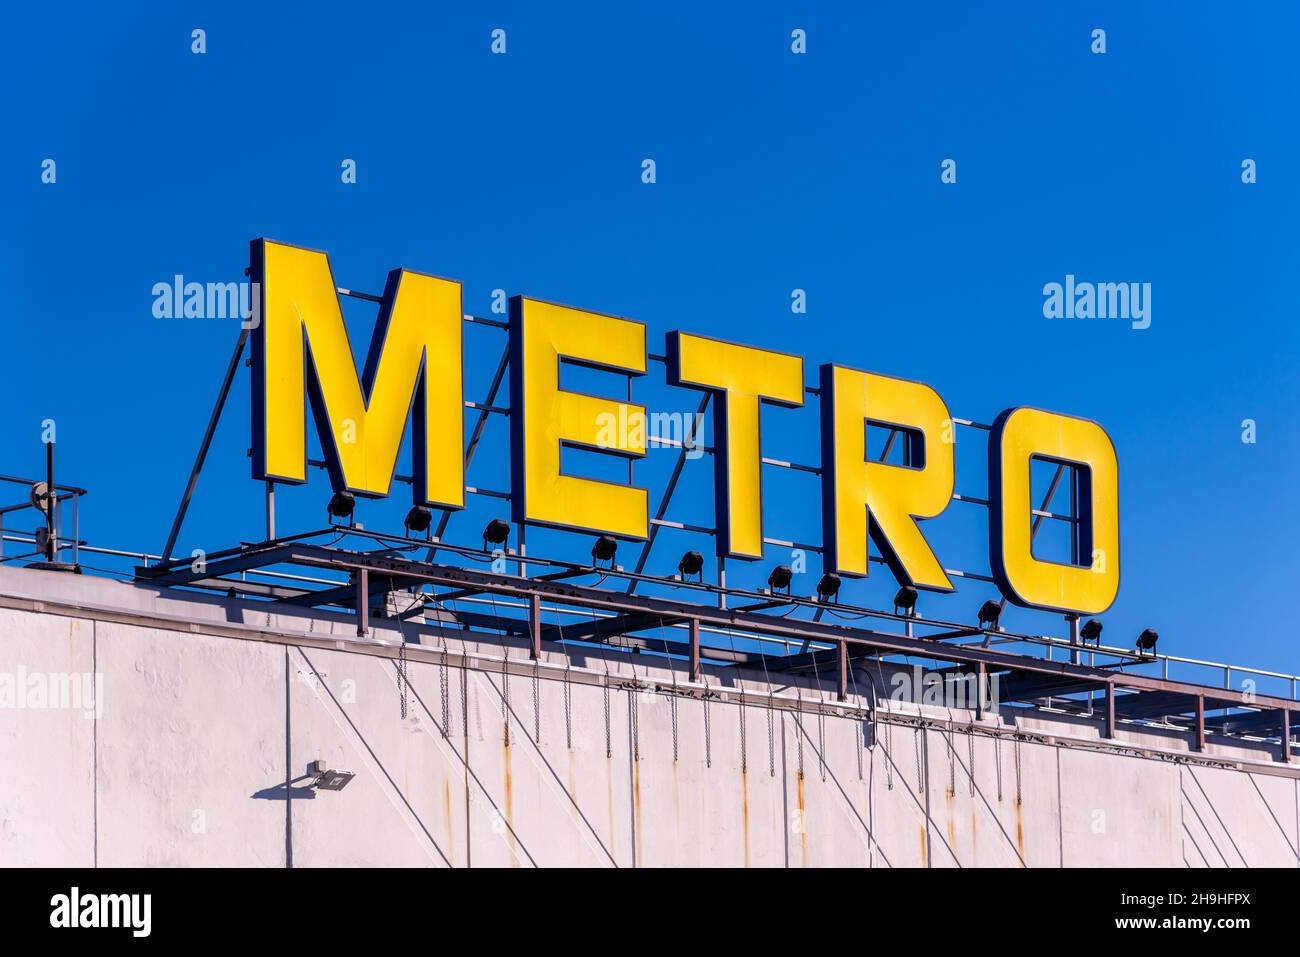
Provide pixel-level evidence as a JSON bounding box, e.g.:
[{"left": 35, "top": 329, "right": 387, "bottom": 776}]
[{"left": 2, "top": 3, "right": 1297, "bottom": 686}]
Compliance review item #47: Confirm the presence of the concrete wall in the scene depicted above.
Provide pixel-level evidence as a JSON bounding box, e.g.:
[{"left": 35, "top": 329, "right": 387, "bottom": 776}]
[{"left": 1, "top": 565, "right": 1296, "bottom": 867}]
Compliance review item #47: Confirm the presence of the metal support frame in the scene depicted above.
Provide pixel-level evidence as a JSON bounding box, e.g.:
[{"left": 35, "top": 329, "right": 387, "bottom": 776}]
[
  {"left": 688, "top": 617, "right": 700, "bottom": 682},
  {"left": 356, "top": 567, "right": 368, "bottom": 637},
  {"left": 161, "top": 327, "right": 250, "bottom": 562},
  {"left": 528, "top": 593, "right": 542, "bottom": 659},
  {"left": 134, "top": 539, "right": 1300, "bottom": 761},
  {"left": 137, "top": 281, "right": 1277, "bottom": 763}
]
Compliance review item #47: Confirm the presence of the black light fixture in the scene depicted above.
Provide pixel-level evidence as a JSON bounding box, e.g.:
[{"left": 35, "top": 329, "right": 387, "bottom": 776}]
[
  {"left": 677, "top": 550, "right": 704, "bottom": 582},
  {"left": 816, "top": 572, "right": 841, "bottom": 604},
  {"left": 893, "top": 585, "right": 918, "bottom": 617},
  {"left": 404, "top": 505, "right": 433, "bottom": 538},
  {"left": 592, "top": 535, "right": 618, "bottom": 566},
  {"left": 327, "top": 491, "right": 355, "bottom": 526},
  {"left": 482, "top": 519, "right": 510, "bottom": 552},
  {"left": 767, "top": 564, "right": 793, "bottom": 595},
  {"left": 1081, "top": 619, "right": 1103, "bottom": 645},
  {"left": 977, "top": 599, "right": 1002, "bottom": 631},
  {"left": 1136, "top": 628, "right": 1159, "bottom": 657}
]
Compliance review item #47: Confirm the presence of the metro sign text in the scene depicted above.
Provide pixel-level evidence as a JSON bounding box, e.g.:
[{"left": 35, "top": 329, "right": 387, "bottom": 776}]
[{"left": 249, "top": 239, "right": 1120, "bottom": 616}]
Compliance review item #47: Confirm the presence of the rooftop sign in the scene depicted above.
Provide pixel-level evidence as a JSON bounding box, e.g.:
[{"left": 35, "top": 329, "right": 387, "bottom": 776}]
[{"left": 248, "top": 239, "right": 1120, "bottom": 616}]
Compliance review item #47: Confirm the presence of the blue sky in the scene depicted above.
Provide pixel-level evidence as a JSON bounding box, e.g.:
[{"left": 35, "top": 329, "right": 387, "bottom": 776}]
[{"left": 2, "top": 3, "right": 1297, "bottom": 686}]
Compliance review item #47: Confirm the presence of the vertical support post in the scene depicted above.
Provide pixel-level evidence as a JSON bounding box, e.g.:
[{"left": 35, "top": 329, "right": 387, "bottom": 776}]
[
  {"left": 1194, "top": 694, "right": 1206, "bottom": 752},
  {"left": 717, "top": 555, "right": 726, "bottom": 610},
  {"left": 1067, "top": 614, "right": 1080, "bottom": 666},
  {"left": 517, "top": 521, "right": 527, "bottom": 578},
  {"left": 528, "top": 593, "right": 542, "bottom": 660},
  {"left": 688, "top": 618, "right": 700, "bottom": 683},
  {"left": 356, "top": 568, "right": 369, "bottom": 637},
  {"left": 837, "top": 640, "right": 848, "bottom": 702},
  {"left": 976, "top": 661, "right": 987, "bottom": 720},
  {"left": 44, "top": 439, "right": 56, "bottom": 561},
  {"left": 1282, "top": 708, "right": 1292, "bottom": 764},
  {"left": 265, "top": 481, "right": 276, "bottom": 541},
  {"left": 1103, "top": 680, "right": 1115, "bottom": 739}
]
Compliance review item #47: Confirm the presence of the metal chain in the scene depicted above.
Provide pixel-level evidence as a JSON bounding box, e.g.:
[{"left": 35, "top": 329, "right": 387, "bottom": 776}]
[
  {"left": 967, "top": 724, "right": 976, "bottom": 796},
  {"left": 739, "top": 694, "right": 748, "bottom": 775},
  {"left": 766, "top": 693, "right": 775, "bottom": 777},
  {"left": 531, "top": 660, "right": 541, "bottom": 745},
  {"left": 670, "top": 692, "right": 679, "bottom": 762},
  {"left": 630, "top": 687, "right": 640, "bottom": 762},
  {"left": 439, "top": 641, "right": 451, "bottom": 737},
  {"left": 795, "top": 694, "right": 805, "bottom": 780},
  {"left": 398, "top": 636, "right": 409, "bottom": 720},
  {"left": 1014, "top": 735, "right": 1023, "bottom": 805},
  {"left": 817, "top": 708, "right": 827, "bottom": 782},
  {"left": 947, "top": 726, "right": 956, "bottom": 794},
  {"left": 563, "top": 665, "right": 573, "bottom": 750},
  {"left": 501, "top": 655, "right": 510, "bottom": 748},
  {"left": 704, "top": 691, "right": 713, "bottom": 769},
  {"left": 603, "top": 679, "right": 612, "bottom": 759},
  {"left": 995, "top": 731, "right": 1004, "bottom": 801},
  {"left": 914, "top": 723, "right": 924, "bottom": 794}
]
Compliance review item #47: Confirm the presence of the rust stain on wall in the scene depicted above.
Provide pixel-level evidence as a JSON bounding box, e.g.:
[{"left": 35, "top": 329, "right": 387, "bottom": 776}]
[{"left": 741, "top": 769, "right": 751, "bottom": 868}]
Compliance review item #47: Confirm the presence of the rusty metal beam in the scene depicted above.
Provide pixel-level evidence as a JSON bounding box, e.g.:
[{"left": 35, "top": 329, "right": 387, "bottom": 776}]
[
  {"left": 689, "top": 618, "right": 700, "bottom": 682},
  {"left": 528, "top": 593, "right": 541, "bottom": 659}
]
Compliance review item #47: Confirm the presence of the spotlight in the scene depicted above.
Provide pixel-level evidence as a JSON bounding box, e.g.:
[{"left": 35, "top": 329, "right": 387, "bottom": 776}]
[
  {"left": 482, "top": 519, "right": 511, "bottom": 552},
  {"left": 327, "top": 491, "right": 355, "bottom": 525},
  {"left": 767, "top": 564, "right": 793, "bottom": 595},
  {"left": 893, "top": 585, "right": 918, "bottom": 617},
  {"left": 1136, "top": 628, "right": 1159, "bottom": 657},
  {"left": 977, "top": 599, "right": 1002, "bottom": 631},
  {"left": 306, "top": 759, "right": 355, "bottom": 791},
  {"left": 404, "top": 505, "right": 433, "bottom": 537},
  {"left": 1081, "top": 618, "right": 1103, "bottom": 645},
  {"left": 592, "top": 535, "right": 618, "bottom": 566},
  {"left": 677, "top": 550, "right": 704, "bottom": 581},
  {"left": 816, "top": 572, "right": 841, "bottom": 604}
]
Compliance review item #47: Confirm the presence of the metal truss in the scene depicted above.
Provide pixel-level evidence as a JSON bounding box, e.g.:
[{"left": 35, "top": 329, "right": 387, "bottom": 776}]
[{"left": 140, "top": 283, "right": 1299, "bottom": 766}]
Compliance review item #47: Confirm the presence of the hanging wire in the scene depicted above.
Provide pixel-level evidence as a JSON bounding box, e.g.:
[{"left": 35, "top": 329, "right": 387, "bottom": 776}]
[
  {"left": 485, "top": 592, "right": 511, "bottom": 747},
  {"left": 967, "top": 722, "right": 976, "bottom": 797},
  {"left": 655, "top": 620, "right": 679, "bottom": 763},
  {"left": 722, "top": 626, "right": 747, "bottom": 774}
]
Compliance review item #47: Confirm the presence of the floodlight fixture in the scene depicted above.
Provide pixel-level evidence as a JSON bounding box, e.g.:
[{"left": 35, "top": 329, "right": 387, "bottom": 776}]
[
  {"left": 977, "top": 599, "right": 1002, "bottom": 631},
  {"left": 678, "top": 550, "right": 705, "bottom": 581},
  {"left": 307, "top": 759, "right": 355, "bottom": 791},
  {"left": 767, "top": 564, "right": 793, "bottom": 595},
  {"left": 592, "top": 535, "right": 618, "bottom": 566},
  {"left": 327, "top": 491, "right": 356, "bottom": 526},
  {"left": 893, "top": 585, "right": 919, "bottom": 617},
  {"left": 816, "top": 572, "right": 842, "bottom": 604}
]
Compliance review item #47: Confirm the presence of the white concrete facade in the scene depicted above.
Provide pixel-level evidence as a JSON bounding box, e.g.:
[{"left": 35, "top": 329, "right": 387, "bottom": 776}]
[{"left": 1, "top": 565, "right": 1296, "bottom": 867}]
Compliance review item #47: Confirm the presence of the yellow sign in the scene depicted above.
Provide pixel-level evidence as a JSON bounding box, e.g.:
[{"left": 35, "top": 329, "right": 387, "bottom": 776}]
[{"left": 250, "top": 239, "right": 1121, "bottom": 616}]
